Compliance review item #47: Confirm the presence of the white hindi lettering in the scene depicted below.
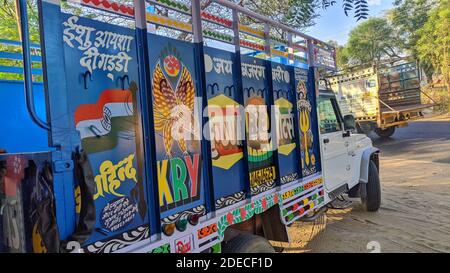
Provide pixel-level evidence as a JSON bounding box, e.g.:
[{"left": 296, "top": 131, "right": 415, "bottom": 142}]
[
  {"left": 212, "top": 57, "right": 233, "bottom": 75},
  {"left": 272, "top": 65, "right": 290, "bottom": 83},
  {"left": 63, "top": 16, "right": 134, "bottom": 74},
  {"left": 241, "top": 62, "right": 266, "bottom": 80}
]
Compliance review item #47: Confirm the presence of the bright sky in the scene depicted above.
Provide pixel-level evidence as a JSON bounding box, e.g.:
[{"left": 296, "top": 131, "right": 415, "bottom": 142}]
[{"left": 305, "top": 0, "right": 395, "bottom": 45}]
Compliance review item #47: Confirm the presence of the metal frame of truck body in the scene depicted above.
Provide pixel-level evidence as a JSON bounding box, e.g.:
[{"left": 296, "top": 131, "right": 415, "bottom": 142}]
[
  {"left": 0, "top": 0, "right": 377, "bottom": 253},
  {"left": 328, "top": 62, "right": 437, "bottom": 131}
]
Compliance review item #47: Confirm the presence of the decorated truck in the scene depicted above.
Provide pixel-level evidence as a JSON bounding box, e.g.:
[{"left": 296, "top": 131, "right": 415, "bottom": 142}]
[
  {"left": 0, "top": 0, "right": 380, "bottom": 253},
  {"left": 327, "top": 61, "right": 438, "bottom": 138}
]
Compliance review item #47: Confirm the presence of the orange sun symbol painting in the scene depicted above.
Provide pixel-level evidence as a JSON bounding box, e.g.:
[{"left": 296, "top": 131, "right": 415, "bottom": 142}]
[
  {"left": 163, "top": 55, "right": 181, "bottom": 77},
  {"left": 152, "top": 58, "right": 199, "bottom": 157}
]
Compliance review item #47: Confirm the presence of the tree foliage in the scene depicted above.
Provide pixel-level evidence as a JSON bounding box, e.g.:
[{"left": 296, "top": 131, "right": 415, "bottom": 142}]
[
  {"left": 0, "top": 0, "right": 40, "bottom": 42},
  {"left": 327, "top": 40, "right": 350, "bottom": 69},
  {"left": 344, "top": 17, "right": 402, "bottom": 66},
  {"left": 239, "top": 0, "right": 369, "bottom": 31},
  {"left": 387, "top": 0, "right": 439, "bottom": 77},
  {"left": 416, "top": 0, "right": 450, "bottom": 92},
  {"left": 388, "top": 0, "right": 438, "bottom": 55}
]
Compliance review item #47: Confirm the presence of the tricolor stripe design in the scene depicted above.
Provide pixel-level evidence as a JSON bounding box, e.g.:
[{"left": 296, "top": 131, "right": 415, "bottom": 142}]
[{"left": 74, "top": 89, "right": 133, "bottom": 140}]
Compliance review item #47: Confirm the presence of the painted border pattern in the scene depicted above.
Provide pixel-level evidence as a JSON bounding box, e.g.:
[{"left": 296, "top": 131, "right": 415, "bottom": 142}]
[
  {"left": 215, "top": 191, "right": 246, "bottom": 210},
  {"left": 81, "top": 0, "right": 134, "bottom": 16},
  {"left": 217, "top": 192, "right": 280, "bottom": 241},
  {"left": 161, "top": 205, "right": 206, "bottom": 224}
]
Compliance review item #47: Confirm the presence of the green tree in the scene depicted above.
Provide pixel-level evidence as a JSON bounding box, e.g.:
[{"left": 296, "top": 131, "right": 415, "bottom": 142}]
[
  {"left": 327, "top": 40, "right": 350, "bottom": 69},
  {"left": 387, "top": 0, "right": 439, "bottom": 77},
  {"left": 233, "top": 0, "right": 370, "bottom": 31},
  {"left": 0, "top": 0, "right": 40, "bottom": 42},
  {"left": 344, "top": 17, "right": 402, "bottom": 66},
  {"left": 0, "top": 1, "right": 41, "bottom": 81},
  {"left": 417, "top": 0, "right": 450, "bottom": 93}
]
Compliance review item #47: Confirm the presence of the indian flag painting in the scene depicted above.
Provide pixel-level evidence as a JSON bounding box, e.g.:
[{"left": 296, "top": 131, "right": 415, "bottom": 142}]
[{"left": 74, "top": 88, "right": 135, "bottom": 154}]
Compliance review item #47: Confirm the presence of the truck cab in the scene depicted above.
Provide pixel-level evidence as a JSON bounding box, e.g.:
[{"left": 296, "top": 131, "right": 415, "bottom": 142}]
[{"left": 318, "top": 89, "right": 380, "bottom": 210}]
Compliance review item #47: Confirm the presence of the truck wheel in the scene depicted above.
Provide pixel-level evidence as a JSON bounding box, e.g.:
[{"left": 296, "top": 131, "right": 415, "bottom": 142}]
[
  {"left": 221, "top": 234, "right": 275, "bottom": 253},
  {"left": 361, "top": 160, "right": 381, "bottom": 212},
  {"left": 375, "top": 127, "right": 395, "bottom": 138}
]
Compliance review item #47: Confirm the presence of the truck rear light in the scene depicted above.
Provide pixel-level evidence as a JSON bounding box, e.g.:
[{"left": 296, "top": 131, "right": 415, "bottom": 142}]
[
  {"left": 176, "top": 219, "right": 188, "bottom": 232},
  {"left": 188, "top": 214, "right": 200, "bottom": 226},
  {"left": 162, "top": 223, "right": 175, "bottom": 236}
]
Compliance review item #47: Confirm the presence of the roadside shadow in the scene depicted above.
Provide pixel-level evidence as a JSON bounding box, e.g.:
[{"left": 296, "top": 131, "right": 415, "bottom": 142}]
[{"left": 281, "top": 206, "right": 363, "bottom": 253}]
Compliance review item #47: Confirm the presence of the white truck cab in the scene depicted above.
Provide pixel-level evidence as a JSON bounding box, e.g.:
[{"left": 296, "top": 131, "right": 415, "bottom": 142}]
[{"left": 318, "top": 89, "right": 381, "bottom": 211}]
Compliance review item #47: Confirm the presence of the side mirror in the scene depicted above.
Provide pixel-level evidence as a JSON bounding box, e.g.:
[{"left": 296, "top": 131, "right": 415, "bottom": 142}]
[{"left": 343, "top": 114, "right": 356, "bottom": 131}]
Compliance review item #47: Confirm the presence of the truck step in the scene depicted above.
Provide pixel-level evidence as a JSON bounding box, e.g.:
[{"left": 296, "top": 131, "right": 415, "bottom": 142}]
[{"left": 328, "top": 196, "right": 353, "bottom": 210}]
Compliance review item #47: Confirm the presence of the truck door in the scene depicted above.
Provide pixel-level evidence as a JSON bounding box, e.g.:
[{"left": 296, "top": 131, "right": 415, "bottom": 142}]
[{"left": 317, "top": 94, "right": 351, "bottom": 192}]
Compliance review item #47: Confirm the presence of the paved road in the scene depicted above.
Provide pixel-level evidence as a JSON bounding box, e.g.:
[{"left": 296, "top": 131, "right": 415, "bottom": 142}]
[{"left": 281, "top": 114, "right": 450, "bottom": 253}]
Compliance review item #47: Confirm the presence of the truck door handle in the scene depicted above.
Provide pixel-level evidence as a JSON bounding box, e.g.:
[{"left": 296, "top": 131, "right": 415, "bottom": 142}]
[{"left": 323, "top": 138, "right": 330, "bottom": 144}]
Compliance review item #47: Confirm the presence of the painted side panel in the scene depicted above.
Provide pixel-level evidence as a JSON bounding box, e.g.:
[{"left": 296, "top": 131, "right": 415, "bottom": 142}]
[
  {"left": 204, "top": 46, "right": 246, "bottom": 210},
  {"left": 146, "top": 34, "right": 205, "bottom": 221},
  {"left": 59, "top": 14, "right": 150, "bottom": 249},
  {"left": 294, "top": 67, "right": 322, "bottom": 177},
  {"left": 271, "top": 63, "right": 300, "bottom": 185},
  {"left": 241, "top": 55, "right": 276, "bottom": 196}
]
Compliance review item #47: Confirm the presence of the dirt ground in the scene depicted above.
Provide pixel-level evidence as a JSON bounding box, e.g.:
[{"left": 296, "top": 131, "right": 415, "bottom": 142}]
[{"left": 278, "top": 113, "right": 450, "bottom": 253}]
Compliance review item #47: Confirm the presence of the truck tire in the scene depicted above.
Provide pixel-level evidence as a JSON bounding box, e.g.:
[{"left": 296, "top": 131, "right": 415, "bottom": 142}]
[
  {"left": 361, "top": 160, "right": 381, "bottom": 212},
  {"left": 375, "top": 127, "right": 395, "bottom": 138},
  {"left": 221, "top": 234, "right": 275, "bottom": 253}
]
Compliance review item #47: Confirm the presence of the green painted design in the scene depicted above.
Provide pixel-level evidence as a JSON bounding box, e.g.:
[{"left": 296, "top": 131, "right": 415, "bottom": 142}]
[
  {"left": 154, "top": 0, "right": 190, "bottom": 13},
  {"left": 211, "top": 243, "right": 221, "bottom": 253},
  {"left": 150, "top": 243, "right": 171, "bottom": 253},
  {"left": 217, "top": 194, "right": 279, "bottom": 241},
  {"left": 270, "top": 36, "right": 288, "bottom": 45},
  {"left": 294, "top": 55, "right": 308, "bottom": 64},
  {"left": 287, "top": 213, "right": 294, "bottom": 221},
  {"left": 203, "top": 30, "right": 233, "bottom": 43},
  {"left": 247, "top": 150, "right": 273, "bottom": 162}
]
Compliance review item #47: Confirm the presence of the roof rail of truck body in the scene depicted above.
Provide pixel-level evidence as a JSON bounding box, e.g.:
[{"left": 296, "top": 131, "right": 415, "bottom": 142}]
[{"left": 61, "top": 0, "right": 336, "bottom": 70}]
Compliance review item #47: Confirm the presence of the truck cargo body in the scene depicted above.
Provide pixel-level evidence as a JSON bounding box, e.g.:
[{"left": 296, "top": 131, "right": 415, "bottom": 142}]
[
  {"left": 0, "top": 0, "right": 380, "bottom": 253},
  {"left": 328, "top": 62, "right": 435, "bottom": 136}
]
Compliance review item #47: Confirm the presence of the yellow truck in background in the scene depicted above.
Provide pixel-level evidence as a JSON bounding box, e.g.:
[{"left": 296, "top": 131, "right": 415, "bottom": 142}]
[{"left": 327, "top": 61, "right": 437, "bottom": 137}]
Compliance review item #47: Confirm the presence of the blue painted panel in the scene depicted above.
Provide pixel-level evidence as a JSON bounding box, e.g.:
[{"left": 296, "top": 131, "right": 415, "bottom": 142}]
[
  {"left": 0, "top": 81, "right": 49, "bottom": 153},
  {"left": 59, "top": 13, "right": 150, "bottom": 247},
  {"left": 272, "top": 62, "right": 300, "bottom": 184},
  {"left": 294, "top": 67, "right": 321, "bottom": 177},
  {"left": 0, "top": 51, "right": 42, "bottom": 62},
  {"left": 204, "top": 46, "right": 246, "bottom": 209},
  {"left": 0, "top": 39, "right": 40, "bottom": 49},
  {"left": 0, "top": 66, "right": 42, "bottom": 75},
  {"left": 241, "top": 55, "right": 276, "bottom": 196},
  {"left": 146, "top": 33, "right": 205, "bottom": 219}
]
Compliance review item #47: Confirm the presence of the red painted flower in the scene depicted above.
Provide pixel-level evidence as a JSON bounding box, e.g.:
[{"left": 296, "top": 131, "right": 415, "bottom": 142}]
[
  {"left": 261, "top": 198, "right": 267, "bottom": 209},
  {"left": 163, "top": 55, "right": 181, "bottom": 77},
  {"left": 273, "top": 195, "right": 279, "bottom": 204},
  {"left": 226, "top": 213, "right": 234, "bottom": 225},
  {"left": 240, "top": 207, "right": 246, "bottom": 219}
]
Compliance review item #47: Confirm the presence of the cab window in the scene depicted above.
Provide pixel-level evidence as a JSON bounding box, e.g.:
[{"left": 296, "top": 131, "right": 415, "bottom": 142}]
[{"left": 317, "top": 96, "right": 342, "bottom": 134}]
